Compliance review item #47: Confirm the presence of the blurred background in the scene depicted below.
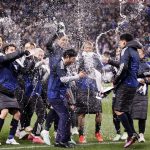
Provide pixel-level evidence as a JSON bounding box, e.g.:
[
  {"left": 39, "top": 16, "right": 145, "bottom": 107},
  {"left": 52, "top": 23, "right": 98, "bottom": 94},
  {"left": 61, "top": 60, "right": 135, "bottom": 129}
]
[{"left": 0, "top": 0, "right": 150, "bottom": 56}]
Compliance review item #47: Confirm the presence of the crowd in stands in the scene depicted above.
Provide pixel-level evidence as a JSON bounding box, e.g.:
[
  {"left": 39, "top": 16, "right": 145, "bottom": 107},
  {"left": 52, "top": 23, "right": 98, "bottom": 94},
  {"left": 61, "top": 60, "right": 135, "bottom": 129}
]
[{"left": 0, "top": 0, "right": 150, "bottom": 55}]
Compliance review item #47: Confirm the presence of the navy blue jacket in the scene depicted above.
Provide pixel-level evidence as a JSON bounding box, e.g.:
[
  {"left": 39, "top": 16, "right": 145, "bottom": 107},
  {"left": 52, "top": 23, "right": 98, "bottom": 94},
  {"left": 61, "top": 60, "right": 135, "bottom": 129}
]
[
  {"left": 24, "top": 74, "right": 42, "bottom": 97},
  {"left": 46, "top": 34, "right": 65, "bottom": 65},
  {"left": 22, "top": 56, "right": 35, "bottom": 97},
  {"left": 0, "top": 51, "right": 27, "bottom": 94},
  {"left": 47, "top": 34, "right": 67, "bottom": 101},
  {"left": 23, "top": 57, "right": 43, "bottom": 97},
  {"left": 116, "top": 47, "right": 139, "bottom": 87},
  {"left": 47, "top": 58, "right": 69, "bottom": 101},
  {"left": 109, "top": 41, "right": 140, "bottom": 88},
  {"left": 49, "top": 44, "right": 64, "bottom": 70}
]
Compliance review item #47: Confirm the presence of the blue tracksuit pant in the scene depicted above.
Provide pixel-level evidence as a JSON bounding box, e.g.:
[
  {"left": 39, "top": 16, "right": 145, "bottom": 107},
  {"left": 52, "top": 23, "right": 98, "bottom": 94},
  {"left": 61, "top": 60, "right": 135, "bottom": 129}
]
[{"left": 50, "top": 99, "right": 71, "bottom": 143}]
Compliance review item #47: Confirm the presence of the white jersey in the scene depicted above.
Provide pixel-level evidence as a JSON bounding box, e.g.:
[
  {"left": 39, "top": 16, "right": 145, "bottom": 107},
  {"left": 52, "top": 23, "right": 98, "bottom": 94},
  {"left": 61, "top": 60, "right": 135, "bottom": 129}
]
[
  {"left": 79, "top": 51, "right": 103, "bottom": 92},
  {"left": 82, "top": 51, "right": 96, "bottom": 71}
]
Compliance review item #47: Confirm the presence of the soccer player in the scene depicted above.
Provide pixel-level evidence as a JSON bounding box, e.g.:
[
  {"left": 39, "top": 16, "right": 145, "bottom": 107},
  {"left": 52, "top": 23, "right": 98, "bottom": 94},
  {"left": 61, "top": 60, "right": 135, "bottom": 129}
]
[
  {"left": 41, "top": 32, "right": 70, "bottom": 145},
  {"left": 102, "top": 34, "right": 142, "bottom": 148},
  {"left": 47, "top": 49, "right": 86, "bottom": 148},
  {"left": 0, "top": 44, "right": 29, "bottom": 145},
  {"left": 76, "top": 41, "right": 103, "bottom": 143}
]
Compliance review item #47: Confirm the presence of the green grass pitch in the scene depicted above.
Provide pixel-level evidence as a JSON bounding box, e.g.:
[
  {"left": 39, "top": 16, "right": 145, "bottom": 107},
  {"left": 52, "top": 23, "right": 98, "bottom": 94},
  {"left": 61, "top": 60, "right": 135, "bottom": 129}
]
[{"left": 0, "top": 92, "right": 149, "bottom": 150}]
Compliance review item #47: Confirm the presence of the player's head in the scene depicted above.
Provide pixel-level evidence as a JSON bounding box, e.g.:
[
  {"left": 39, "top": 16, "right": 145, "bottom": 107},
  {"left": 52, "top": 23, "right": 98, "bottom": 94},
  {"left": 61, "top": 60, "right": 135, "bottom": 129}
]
[
  {"left": 56, "top": 33, "right": 69, "bottom": 49},
  {"left": 119, "top": 33, "right": 133, "bottom": 49},
  {"left": 63, "top": 49, "right": 77, "bottom": 66},
  {"left": 25, "top": 42, "right": 36, "bottom": 51},
  {"left": 82, "top": 41, "right": 94, "bottom": 52},
  {"left": 3, "top": 44, "right": 17, "bottom": 54},
  {"left": 34, "top": 48, "right": 45, "bottom": 61}
]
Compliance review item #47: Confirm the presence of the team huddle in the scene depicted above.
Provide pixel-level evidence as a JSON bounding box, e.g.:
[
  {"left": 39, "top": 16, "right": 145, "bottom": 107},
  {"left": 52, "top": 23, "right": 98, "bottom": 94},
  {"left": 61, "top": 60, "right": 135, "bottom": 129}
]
[{"left": 0, "top": 31, "right": 149, "bottom": 148}]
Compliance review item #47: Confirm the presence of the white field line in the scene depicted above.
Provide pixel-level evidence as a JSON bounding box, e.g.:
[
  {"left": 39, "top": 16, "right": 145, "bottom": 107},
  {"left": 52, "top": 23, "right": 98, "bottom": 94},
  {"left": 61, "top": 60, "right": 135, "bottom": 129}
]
[
  {"left": 0, "top": 141, "right": 136, "bottom": 150},
  {"left": 1, "top": 141, "right": 150, "bottom": 150}
]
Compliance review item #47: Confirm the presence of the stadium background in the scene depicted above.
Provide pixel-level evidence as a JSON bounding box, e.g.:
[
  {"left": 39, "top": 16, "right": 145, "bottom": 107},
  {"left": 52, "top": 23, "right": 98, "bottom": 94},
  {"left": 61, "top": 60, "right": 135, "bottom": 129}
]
[{"left": 0, "top": 0, "right": 150, "bottom": 149}]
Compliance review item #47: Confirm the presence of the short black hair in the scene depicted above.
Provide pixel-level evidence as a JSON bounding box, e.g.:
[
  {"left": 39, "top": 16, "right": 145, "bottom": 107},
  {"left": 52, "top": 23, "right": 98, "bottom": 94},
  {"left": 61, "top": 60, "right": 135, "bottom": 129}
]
[
  {"left": 120, "top": 33, "right": 133, "bottom": 42},
  {"left": 63, "top": 49, "right": 77, "bottom": 58},
  {"left": 3, "top": 44, "right": 16, "bottom": 53}
]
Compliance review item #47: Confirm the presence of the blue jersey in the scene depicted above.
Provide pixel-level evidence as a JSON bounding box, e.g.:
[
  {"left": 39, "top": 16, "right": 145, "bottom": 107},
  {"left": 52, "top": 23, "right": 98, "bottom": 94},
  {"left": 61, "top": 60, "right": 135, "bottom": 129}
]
[
  {"left": 115, "top": 46, "right": 140, "bottom": 87},
  {"left": 0, "top": 64, "right": 18, "bottom": 92},
  {"left": 0, "top": 51, "right": 26, "bottom": 92},
  {"left": 23, "top": 60, "right": 43, "bottom": 97},
  {"left": 47, "top": 58, "right": 69, "bottom": 101}
]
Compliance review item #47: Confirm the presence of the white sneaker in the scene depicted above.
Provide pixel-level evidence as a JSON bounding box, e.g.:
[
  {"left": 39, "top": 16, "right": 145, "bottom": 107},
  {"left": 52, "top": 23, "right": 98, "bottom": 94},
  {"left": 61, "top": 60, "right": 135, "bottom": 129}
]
[
  {"left": 113, "top": 134, "right": 121, "bottom": 141},
  {"left": 41, "top": 130, "right": 51, "bottom": 145},
  {"left": 96, "top": 92, "right": 103, "bottom": 100},
  {"left": 121, "top": 132, "right": 128, "bottom": 140},
  {"left": 6, "top": 138, "right": 19, "bottom": 145},
  {"left": 138, "top": 133, "right": 145, "bottom": 142},
  {"left": 19, "top": 130, "right": 28, "bottom": 139},
  {"left": 71, "top": 127, "right": 79, "bottom": 135},
  {"left": 70, "top": 137, "right": 76, "bottom": 145}
]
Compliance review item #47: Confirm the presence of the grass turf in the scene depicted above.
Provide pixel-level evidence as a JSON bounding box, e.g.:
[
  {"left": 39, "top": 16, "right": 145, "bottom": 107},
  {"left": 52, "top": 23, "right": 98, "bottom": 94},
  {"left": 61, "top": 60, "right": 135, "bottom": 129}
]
[{"left": 0, "top": 93, "right": 150, "bottom": 150}]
